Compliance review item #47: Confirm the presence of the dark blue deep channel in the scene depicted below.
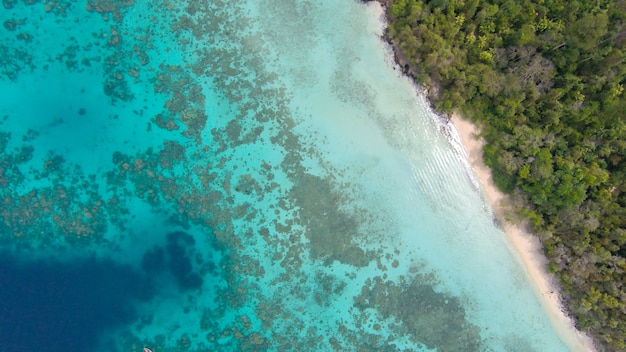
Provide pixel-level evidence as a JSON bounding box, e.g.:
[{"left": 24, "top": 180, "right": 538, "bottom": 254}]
[
  {"left": 0, "top": 252, "right": 149, "bottom": 352},
  {"left": 0, "top": 231, "right": 208, "bottom": 352}
]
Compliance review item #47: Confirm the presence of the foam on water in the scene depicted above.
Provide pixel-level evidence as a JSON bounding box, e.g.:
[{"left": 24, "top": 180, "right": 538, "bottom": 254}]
[{"left": 0, "top": 1, "right": 570, "bottom": 351}]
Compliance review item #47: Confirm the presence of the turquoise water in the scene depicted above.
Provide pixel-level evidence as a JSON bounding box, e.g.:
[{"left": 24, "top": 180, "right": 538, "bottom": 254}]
[{"left": 0, "top": 1, "right": 571, "bottom": 351}]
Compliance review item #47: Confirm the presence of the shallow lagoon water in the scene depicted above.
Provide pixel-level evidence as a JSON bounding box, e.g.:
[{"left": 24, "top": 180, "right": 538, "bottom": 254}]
[{"left": 1, "top": 1, "right": 570, "bottom": 351}]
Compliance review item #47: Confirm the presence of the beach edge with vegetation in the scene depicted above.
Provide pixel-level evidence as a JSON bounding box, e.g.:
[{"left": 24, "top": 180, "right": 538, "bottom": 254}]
[{"left": 370, "top": 0, "right": 626, "bottom": 350}]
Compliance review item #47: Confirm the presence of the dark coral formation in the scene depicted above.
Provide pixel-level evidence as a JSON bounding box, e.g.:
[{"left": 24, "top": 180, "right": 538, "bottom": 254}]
[{"left": 355, "top": 275, "right": 483, "bottom": 352}]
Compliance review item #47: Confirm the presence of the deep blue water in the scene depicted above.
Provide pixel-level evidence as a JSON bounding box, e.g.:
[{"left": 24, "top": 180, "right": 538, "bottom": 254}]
[
  {"left": 0, "top": 252, "right": 149, "bottom": 352},
  {"left": 0, "top": 229, "right": 211, "bottom": 352}
]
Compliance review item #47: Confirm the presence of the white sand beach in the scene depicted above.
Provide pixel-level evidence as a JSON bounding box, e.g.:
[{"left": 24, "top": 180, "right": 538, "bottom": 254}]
[{"left": 450, "top": 114, "right": 597, "bottom": 352}]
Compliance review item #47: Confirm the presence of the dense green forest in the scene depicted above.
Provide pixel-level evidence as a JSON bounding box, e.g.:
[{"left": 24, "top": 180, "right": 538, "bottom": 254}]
[{"left": 378, "top": 0, "right": 626, "bottom": 350}]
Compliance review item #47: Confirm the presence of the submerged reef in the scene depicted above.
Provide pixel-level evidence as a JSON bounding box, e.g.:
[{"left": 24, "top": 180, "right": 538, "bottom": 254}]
[
  {"left": 166, "top": 231, "right": 204, "bottom": 291},
  {"left": 140, "top": 231, "right": 206, "bottom": 292},
  {"left": 291, "top": 172, "right": 377, "bottom": 267},
  {"left": 0, "top": 0, "right": 493, "bottom": 351},
  {"left": 355, "top": 275, "right": 482, "bottom": 352}
]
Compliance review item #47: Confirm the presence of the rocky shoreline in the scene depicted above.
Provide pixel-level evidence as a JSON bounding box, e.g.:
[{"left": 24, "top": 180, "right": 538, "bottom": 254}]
[{"left": 364, "top": 0, "right": 443, "bottom": 114}]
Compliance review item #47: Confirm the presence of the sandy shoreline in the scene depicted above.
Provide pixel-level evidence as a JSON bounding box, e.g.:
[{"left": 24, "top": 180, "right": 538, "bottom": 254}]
[
  {"left": 365, "top": 2, "right": 597, "bottom": 349},
  {"left": 449, "top": 114, "right": 597, "bottom": 352}
]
